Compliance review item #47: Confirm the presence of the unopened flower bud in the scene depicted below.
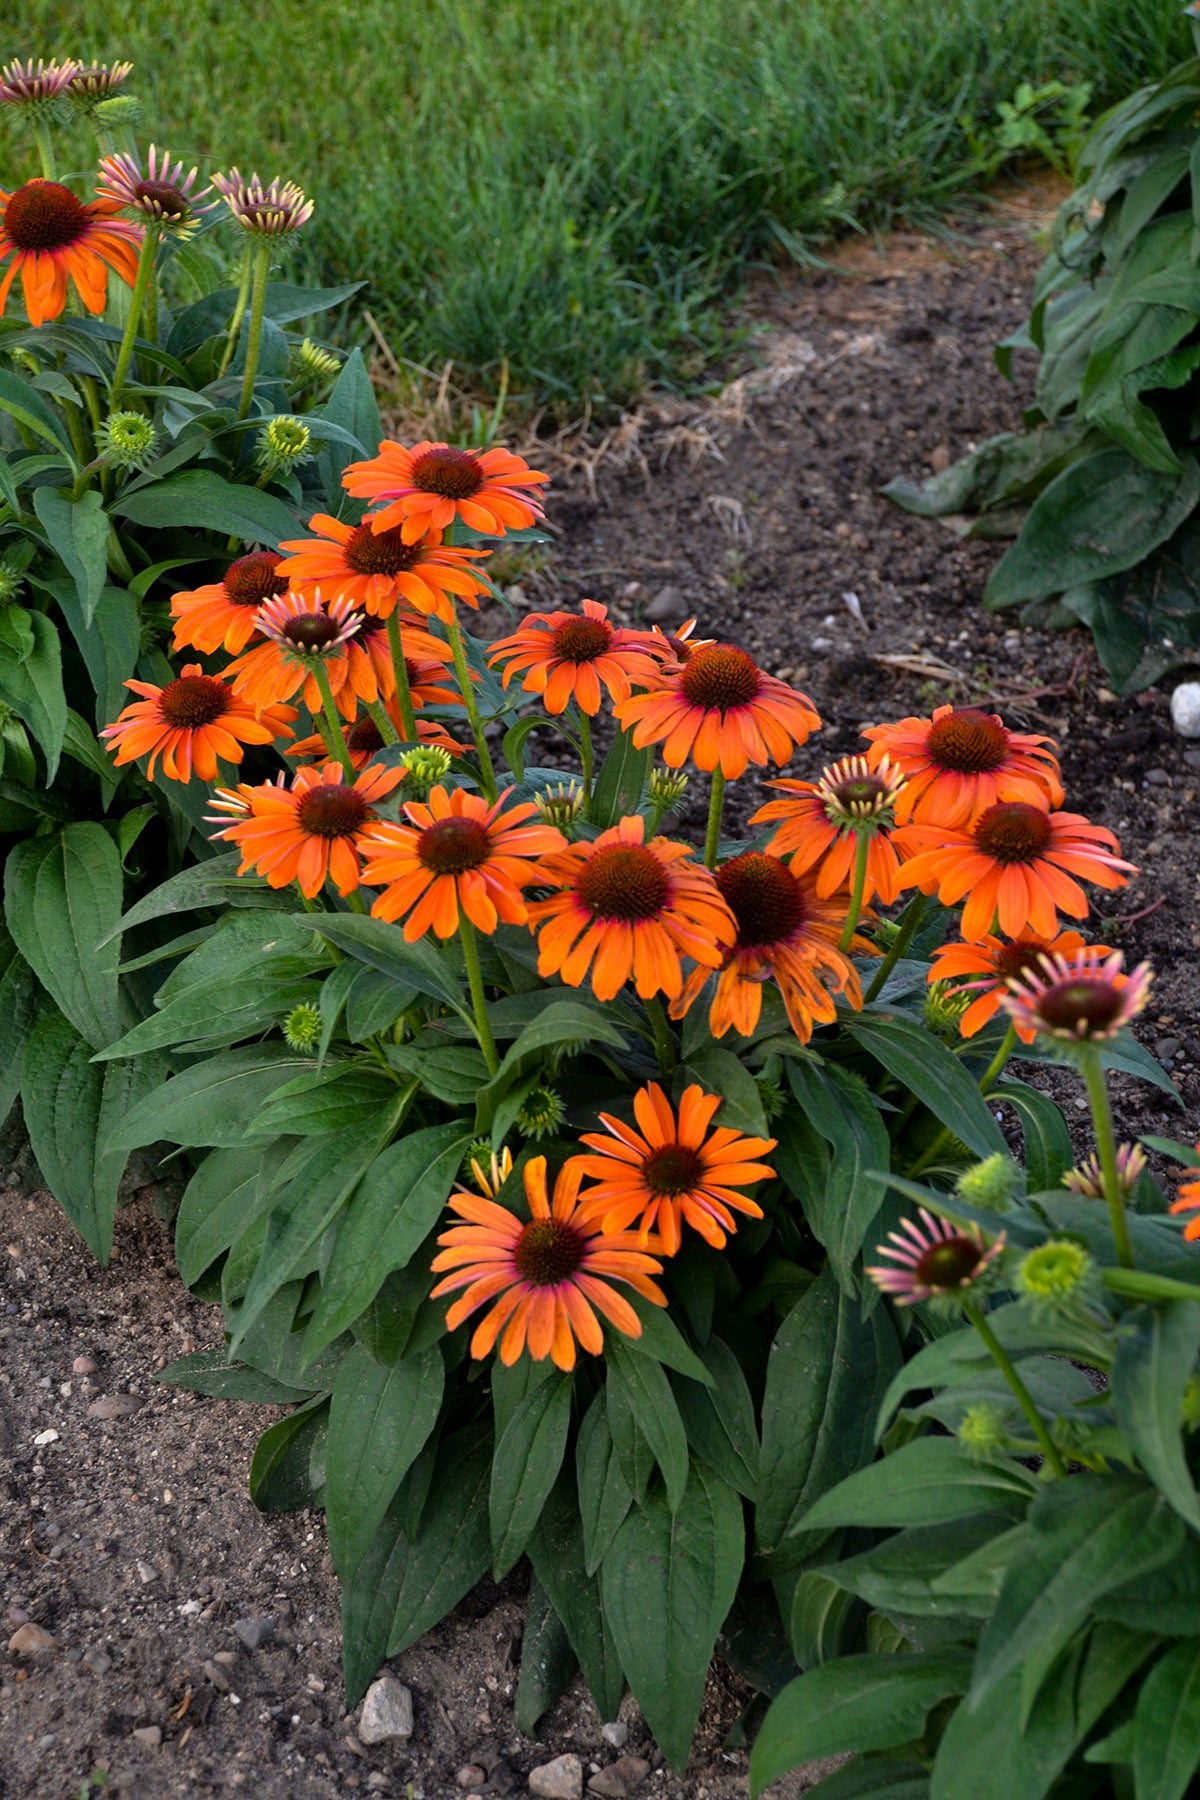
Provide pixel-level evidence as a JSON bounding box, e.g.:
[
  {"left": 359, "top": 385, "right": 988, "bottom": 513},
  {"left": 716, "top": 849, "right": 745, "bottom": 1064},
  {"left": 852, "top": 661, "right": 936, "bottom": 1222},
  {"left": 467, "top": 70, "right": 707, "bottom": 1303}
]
[
  {"left": 535, "top": 780, "right": 583, "bottom": 831},
  {"left": 292, "top": 336, "right": 340, "bottom": 388},
  {"left": 1016, "top": 1238, "right": 1093, "bottom": 1311},
  {"left": 958, "top": 1402, "right": 1008, "bottom": 1459},
  {"left": 257, "top": 415, "right": 312, "bottom": 473},
  {"left": 756, "top": 1074, "right": 785, "bottom": 1123},
  {"left": 282, "top": 1001, "right": 320, "bottom": 1051},
  {"left": 955, "top": 1153, "right": 1019, "bottom": 1214},
  {"left": 1182, "top": 1375, "right": 1200, "bottom": 1432},
  {"left": 397, "top": 745, "right": 453, "bottom": 800},
  {"left": 0, "top": 559, "right": 23, "bottom": 606},
  {"left": 648, "top": 767, "right": 689, "bottom": 811},
  {"left": 924, "top": 979, "right": 971, "bottom": 1038},
  {"left": 517, "top": 1084, "right": 566, "bottom": 1141},
  {"left": 92, "top": 93, "right": 142, "bottom": 130},
  {"left": 98, "top": 410, "right": 157, "bottom": 471}
]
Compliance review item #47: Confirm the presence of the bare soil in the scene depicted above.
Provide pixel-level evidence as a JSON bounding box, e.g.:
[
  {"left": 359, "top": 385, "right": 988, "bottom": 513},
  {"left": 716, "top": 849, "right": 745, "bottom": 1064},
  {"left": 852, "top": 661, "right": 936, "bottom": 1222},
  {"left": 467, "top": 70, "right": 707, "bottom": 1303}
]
[{"left": 3, "top": 178, "right": 1197, "bottom": 1800}]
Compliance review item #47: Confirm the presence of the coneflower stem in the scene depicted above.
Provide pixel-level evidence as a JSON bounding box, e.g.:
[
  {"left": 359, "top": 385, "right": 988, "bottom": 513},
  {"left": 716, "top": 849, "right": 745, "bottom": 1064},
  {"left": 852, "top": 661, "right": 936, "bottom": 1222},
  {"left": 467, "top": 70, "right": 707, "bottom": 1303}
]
[
  {"left": 963, "top": 1300, "right": 1068, "bottom": 1478},
  {"left": 443, "top": 606, "right": 497, "bottom": 801},
  {"left": 838, "top": 828, "right": 871, "bottom": 952},
  {"left": 384, "top": 610, "right": 419, "bottom": 742},
  {"left": 32, "top": 120, "right": 56, "bottom": 181},
  {"left": 366, "top": 698, "right": 401, "bottom": 747},
  {"left": 236, "top": 243, "right": 272, "bottom": 422},
  {"left": 309, "top": 659, "right": 356, "bottom": 783},
  {"left": 579, "top": 709, "right": 594, "bottom": 815},
  {"left": 1081, "top": 1046, "right": 1135, "bottom": 1268},
  {"left": 704, "top": 768, "right": 726, "bottom": 869},
  {"left": 110, "top": 222, "right": 161, "bottom": 410},
  {"left": 645, "top": 996, "right": 676, "bottom": 1078},
  {"left": 981, "top": 1022, "right": 1018, "bottom": 1095},
  {"left": 864, "top": 892, "right": 929, "bottom": 1004},
  {"left": 459, "top": 916, "right": 499, "bottom": 1076},
  {"left": 218, "top": 245, "right": 254, "bottom": 378}
]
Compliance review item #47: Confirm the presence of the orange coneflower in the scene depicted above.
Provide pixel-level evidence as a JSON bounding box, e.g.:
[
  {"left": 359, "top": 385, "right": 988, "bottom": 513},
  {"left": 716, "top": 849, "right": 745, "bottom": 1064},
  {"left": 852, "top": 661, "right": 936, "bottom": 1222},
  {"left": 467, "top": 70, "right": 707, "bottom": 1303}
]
[
  {"left": 863, "top": 704, "right": 1063, "bottom": 827},
  {"left": 222, "top": 588, "right": 384, "bottom": 718},
  {"left": 643, "top": 618, "right": 713, "bottom": 667},
  {"left": 895, "top": 802, "right": 1136, "bottom": 941},
  {"left": 361, "top": 785, "right": 565, "bottom": 940},
  {"left": 0, "top": 178, "right": 142, "bottom": 326},
  {"left": 928, "top": 929, "right": 1112, "bottom": 1043},
  {"left": 616, "top": 643, "right": 820, "bottom": 779},
  {"left": 488, "top": 598, "right": 663, "bottom": 715},
  {"left": 101, "top": 665, "right": 294, "bottom": 783},
  {"left": 170, "top": 551, "right": 290, "bottom": 655},
  {"left": 753, "top": 754, "right": 909, "bottom": 903},
  {"left": 276, "top": 514, "right": 489, "bottom": 621},
  {"left": 287, "top": 704, "right": 467, "bottom": 771},
  {"left": 527, "top": 814, "right": 735, "bottom": 1003},
  {"left": 569, "top": 1081, "right": 776, "bottom": 1256},
  {"left": 431, "top": 1153, "right": 666, "bottom": 1371},
  {"left": 211, "top": 761, "right": 403, "bottom": 898},
  {"left": 670, "top": 851, "right": 865, "bottom": 1042},
  {"left": 1170, "top": 1153, "right": 1200, "bottom": 1242},
  {"left": 342, "top": 440, "right": 549, "bottom": 543},
  {"left": 1000, "top": 946, "right": 1152, "bottom": 1044}
]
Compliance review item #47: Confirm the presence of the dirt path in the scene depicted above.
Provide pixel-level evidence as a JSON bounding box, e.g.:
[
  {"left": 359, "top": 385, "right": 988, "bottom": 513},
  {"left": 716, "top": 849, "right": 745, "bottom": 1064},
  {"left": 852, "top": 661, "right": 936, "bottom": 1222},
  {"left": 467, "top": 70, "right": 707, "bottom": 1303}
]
[{"left": 3, "top": 183, "right": 1197, "bottom": 1800}]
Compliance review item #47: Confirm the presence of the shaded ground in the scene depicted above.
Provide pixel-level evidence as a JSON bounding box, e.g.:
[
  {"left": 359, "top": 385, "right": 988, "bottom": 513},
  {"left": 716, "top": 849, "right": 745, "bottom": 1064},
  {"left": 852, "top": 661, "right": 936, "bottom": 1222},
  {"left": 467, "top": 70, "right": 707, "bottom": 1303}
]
[{"left": 3, "top": 179, "right": 1197, "bottom": 1800}]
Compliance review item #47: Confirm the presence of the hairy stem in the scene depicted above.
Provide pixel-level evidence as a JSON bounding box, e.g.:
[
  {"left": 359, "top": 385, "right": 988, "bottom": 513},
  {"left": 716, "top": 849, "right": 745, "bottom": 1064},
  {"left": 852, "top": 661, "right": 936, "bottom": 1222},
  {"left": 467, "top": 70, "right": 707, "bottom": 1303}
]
[
  {"left": 384, "top": 609, "right": 419, "bottom": 742},
  {"left": 443, "top": 606, "right": 496, "bottom": 800},
  {"left": 864, "top": 892, "right": 929, "bottom": 1004},
  {"left": 218, "top": 246, "right": 254, "bottom": 378},
  {"left": 236, "top": 243, "right": 272, "bottom": 422},
  {"left": 644, "top": 995, "right": 676, "bottom": 1079},
  {"left": 459, "top": 915, "right": 499, "bottom": 1076},
  {"left": 838, "top": 828, "right": 871, "bottom": 952},
  {"left": 980, "top": 1021, "right": 1018, "bottom": 1096},
  {"left": 1081, "top": 1045, "right": 1135, "bottom": 1269},
  {"left": 704, "top": 767, "right": 726, "bottom": 869},
  {"left": 964, "top": 1300, "right": 1067, "bottom": 1478},
  {"left": 366, "top": 697, "right": 401, "bottom": 747},
  {"left": 579, "top": 709, "right": 594, "bottom": 815},
  {"left": 110, "top": 223, "right": 161, "bottom": 410},
  {"left": 309, "top": 659, "right": 356, "bottom": 782}
]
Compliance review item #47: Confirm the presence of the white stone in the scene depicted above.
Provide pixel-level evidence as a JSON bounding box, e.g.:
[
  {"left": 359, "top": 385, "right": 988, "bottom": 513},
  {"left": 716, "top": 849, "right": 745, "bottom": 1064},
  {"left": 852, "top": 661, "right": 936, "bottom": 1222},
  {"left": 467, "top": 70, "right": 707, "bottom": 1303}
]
[
  {"left": 529, "top": 1755, "right": 584, "bottom": 1799},
  {"left": 1171, "top": 681, "right": 1200, "bottom": 738},
  {"left": 358, "top": 1675, "right": 414, "bottom": 1745}
]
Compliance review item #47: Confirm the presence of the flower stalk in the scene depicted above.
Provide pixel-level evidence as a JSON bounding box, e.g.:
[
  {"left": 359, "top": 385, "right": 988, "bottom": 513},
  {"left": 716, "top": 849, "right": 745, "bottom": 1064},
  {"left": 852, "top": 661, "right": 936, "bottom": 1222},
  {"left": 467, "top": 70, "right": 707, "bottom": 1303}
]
[
  {"left": 704, "top": 767, "right": 726, "bottom": 869},
  {"left": 459, "top": 915, "right": 499, "bottom": 1076},
  {"left": 443, "top": 606, "right": 497, "bottom": 800},
  {"left": 236, "top": 243, "right": 272, "bottom": 421},
  {"left": 384, "top": 610, "right": 420, "bottom": 743},
  {"left": 865, "top": 892, "right": 929, "bottom": 1004},
  {"left": 218, "top": 246, "right": 254, "bottom": 378},
  {"left": 838, "top": 828, "right": 871, "bottom": 952},
  {"left": 308, "top": 657, "right": 356, "bottom": 783},
  {"left": 963, "top": 1299, "right": 1068, "bottom": 1478},
  {"left": 110, "top": 222, "right": 161, "bottom": 409},
  {"left": 1080, "top": 1046, "right": 1135, "bottom": 1268}
]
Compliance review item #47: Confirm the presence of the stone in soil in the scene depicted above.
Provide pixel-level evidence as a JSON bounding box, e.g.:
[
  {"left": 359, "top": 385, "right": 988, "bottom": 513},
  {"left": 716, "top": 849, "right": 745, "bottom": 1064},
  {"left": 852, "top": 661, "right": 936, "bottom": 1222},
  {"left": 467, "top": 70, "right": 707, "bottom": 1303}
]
[
  {"left": 599, "top": 1722, "right": 628, "bottom": 1749},
  {"left": 132, "top": 1724, "right": 162, "bottom": 1746},
  {"left": 87, "top": 1394, "right": 145, "bottom": 1419},
  {"left": 358, "top": 1673, "right": 415, "bottom": 1744},
  {"left": 232, "top": 1614, "right": 277, "bottom": 1650},
  {"left": 529, "top": 1754, "right": 584, "bottom": 1799},
  {"left": 457, "top": 1767, "right": 487, "bottom": 1790},
  {"left": 7, "top": 1623, "right": 56, "bottom": 1654},
  {"left": 1171, "top": 681, "right": 1200, "bottom": 738}
]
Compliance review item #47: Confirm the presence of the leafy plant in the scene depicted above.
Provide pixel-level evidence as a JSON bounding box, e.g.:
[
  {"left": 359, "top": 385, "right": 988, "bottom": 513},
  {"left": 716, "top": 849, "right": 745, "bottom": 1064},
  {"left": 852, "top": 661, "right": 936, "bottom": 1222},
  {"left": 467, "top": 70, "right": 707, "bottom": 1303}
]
[{"left": 886, "top": 23, "right": 1200, "bottom": 692}]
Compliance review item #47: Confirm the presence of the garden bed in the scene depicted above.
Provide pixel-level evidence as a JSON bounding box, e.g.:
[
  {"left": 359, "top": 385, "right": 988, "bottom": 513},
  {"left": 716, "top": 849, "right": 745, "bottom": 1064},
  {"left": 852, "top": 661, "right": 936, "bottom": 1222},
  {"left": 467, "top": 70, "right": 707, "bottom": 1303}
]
[{"left": 2, "top": 187, "right": 1196, "bottom": 1800}]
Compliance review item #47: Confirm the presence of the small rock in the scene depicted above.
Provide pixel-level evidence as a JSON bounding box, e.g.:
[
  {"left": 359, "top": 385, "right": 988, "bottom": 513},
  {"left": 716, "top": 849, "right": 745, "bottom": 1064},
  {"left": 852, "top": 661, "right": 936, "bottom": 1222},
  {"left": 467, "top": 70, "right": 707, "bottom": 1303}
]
[
  {"left": 83, "top": 1647, "right": 113, "bottom": 1675},
  {"left": 366, "top": 1778, "right": 389, "bottom": 1793},
  {"left": 135, "top": 1560, "right": 158, "bottom": 1586},
  {"left": 810, "top": 636, "right": 834, "bottom": 654},
  {"left": 358, "top": 1675, "right": 414, "bottom": 1745},
  {"left": 1157, "top": 1038, "right": 1181, "bottom": 1061},
  {"left": 529, "top": 1754, "right": 584, "bottom": 1799},
  {"left": 1171, "top": 680, "right": 1200, "bottom": 738},
  {"left": 72, "top": 1355, "right": 98, "bottom": 1375},
  {"left": 457, "top": 1767, "right": 487, "bottom": 1790},
  {"left": 642, "top": 585, "right": 687, "bottom": 624},
  {"left": 928, "top": 443, "right": 951, "bottom": 473},
  {"left": 232, "top": 1616, "right": 277, "bottom": 1651},
  {"left": 32, "top": 1429, "right": 59, "bottom": 1447},
  {"left": 204, "top": 1659, "right": 230, "bottom": 1693},
  {"left": 212, "top": 1649, "right": 239, "bottom": 1666},
  {"left": 132, "top": 1725, "right": 162, "bottom": 1747},
  {"left": 88, "top": 1395, "right": 145, "bottom": 1420},
  {"left": 306, "top": 1673, "right": 326, "bottom": 1693},
  {"left": 1144, "top": 768, "right": 1170, "bottom": 787},
  {"left": 37, "top": 1733, "right": 56, "bottom": 1749},
  {"left": 6, "top": 1606, "right": 29, "bottom": 1628},
  {"left": 8, "top": 1624, "right": 56, "bottom": 1655},
  {"left": 600, "top": 1723, "right": 628, "bottom": 1750}
]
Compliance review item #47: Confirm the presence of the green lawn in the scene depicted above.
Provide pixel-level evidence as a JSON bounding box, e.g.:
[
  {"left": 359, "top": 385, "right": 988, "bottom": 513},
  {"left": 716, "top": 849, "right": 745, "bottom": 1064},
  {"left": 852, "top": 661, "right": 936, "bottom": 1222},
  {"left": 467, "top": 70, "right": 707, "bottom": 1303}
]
[{"left": 5, "top": 1, "right": 1189, "bottom": 410}]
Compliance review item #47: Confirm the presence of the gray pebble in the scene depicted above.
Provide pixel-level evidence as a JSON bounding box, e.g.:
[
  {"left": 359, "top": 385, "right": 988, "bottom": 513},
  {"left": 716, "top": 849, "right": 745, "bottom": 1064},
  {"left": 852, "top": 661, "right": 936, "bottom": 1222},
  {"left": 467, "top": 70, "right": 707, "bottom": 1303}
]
[
  {"left": 232, "top": 1616, "right": 277, "bottom": 1651},
  {"left": 810, "top": 636, "right": 835, "bottom": 654},
  {"left": 204, "top": 1659, "right": 231, "bottom": 1693},
  {"left": 1184, "top": 750, "right": 1200, "bottom": 770},
  {"left": 600, "top": 1723, "right": 628, "bottom": 1750},
  {"left": 87, "top": 1395, "right": 145, "bottom": 1420},
  {"left": 529, "top": 1755, "right": 583, "bottom": 1799},
  {"left": 457, "top": 1767, "right": 487, "bottom": 1790},
  {"left": 358, "top": 1674, "right": 414, "bottom": 1744},
  {"left": 642, "top": 585, "right": 687, "bottom": 624},
  {"left": 131, "top": 1725, "right": 162, "bottom": 1747},
  {"left": 37, "top": 1734, "right": 56, "bottom": 1750},
  {"left": 1144, "top": 769, "right": 1171, "bottom": 787},
  {"left": 1157, "top": 1038, "right": 1181, "bottom": 1061},
  {"left": 83, "top": 1647, "right": 113, "bottom": 1675}
]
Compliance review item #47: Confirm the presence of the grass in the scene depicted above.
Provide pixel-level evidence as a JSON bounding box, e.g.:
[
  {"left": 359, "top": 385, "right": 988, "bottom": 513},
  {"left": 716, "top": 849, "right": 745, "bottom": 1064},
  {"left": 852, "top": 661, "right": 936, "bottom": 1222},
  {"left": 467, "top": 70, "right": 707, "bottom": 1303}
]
[{"left": 4, "top": 0, "right": 1190, "bottom": 412}]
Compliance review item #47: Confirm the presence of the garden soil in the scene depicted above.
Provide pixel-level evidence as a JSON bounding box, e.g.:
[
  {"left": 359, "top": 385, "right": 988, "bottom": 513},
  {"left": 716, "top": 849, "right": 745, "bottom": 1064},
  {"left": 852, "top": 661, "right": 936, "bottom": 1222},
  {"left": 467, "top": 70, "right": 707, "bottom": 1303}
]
[{"left": 3, "top": 178, "right": 1199, "bottom": 1800}]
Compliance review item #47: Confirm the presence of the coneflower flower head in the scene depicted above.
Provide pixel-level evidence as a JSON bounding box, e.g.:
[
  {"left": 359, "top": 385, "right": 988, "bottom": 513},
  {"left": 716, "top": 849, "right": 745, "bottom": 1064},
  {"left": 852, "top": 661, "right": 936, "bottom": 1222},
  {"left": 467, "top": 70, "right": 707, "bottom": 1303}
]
[
  {"left": 395, "top": 745, "right": 454, "bottom": 799},
  {"left": 257, "top": 415, "right": 312, "bottom": 473},
  {"left": 648, "top": 767, "right": 690, "bottom": 811},
  {"left": 924, "top": 979, "right": 971, "bottom": 1038},
  {"left": 0, "top": 57, "right": 80, "bottom": 110},
  {"left": 958, "top": 1402, "right": 1008, "bottom": 1458},
  {"left": 535, "top": 780, "right": 584, "bottom": 832},
  {"left": 98, "top": 145, "right": 215, "bottom": 236},
  {"left": 1015, "top": 1239, "right": 1094, "bottom": 1313},
  {"left": 815, "top": 752, "right": 906, "bottom": 830},
  {"left": 1063, "top": 1141, "right": 1147, "bottom": 1199},
  {"left": 212, "top": 168, "right": 313, "bottom": 238},
  {"left": 0, "top": 559, "right": 24, "bottom": 606},
  {"left": 867, "top": 1207, "right": 1004, "bottom": 1308},
  {"left": 66, "top": 60, "right": 134, "bottom": 111},
  {"left": 292, "top": 336, "right": 340, "bottom": 388},
  {"left": 517, "top": 1084, "right": 566, "bottom": 1141},
  {"left": 97, "top": 410, "right": 156, "bottom": 470},
  {"left": 255, "top": 589, "right": 362, "bottom": 661},
  {"left": 464, "top": 1144, "right": 514, "bottom": 1198},
  {"left": 282, "top": 1001, "right": 321, "bottom": 1051},
  {"left": 1002, "top": 947, "right": 1152, "bottom": 1044}
]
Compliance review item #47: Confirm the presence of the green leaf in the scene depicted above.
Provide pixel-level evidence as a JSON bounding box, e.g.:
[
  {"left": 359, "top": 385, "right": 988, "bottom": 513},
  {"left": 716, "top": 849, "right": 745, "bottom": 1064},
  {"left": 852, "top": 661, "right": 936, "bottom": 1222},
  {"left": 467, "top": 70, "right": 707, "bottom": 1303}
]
[
  {"left": 985, "top": 448, "right": 1200, "bottom": 609},
  {"left": 514, "top": 1574, "right": 577, "bottom": 1734},
  {"left": 104, "top": 1046, "right": 312, "bottom": 1152},
  {"left": 4, "top": 824, "right": 122, "bottom": 1048},
  {"left": 971, "top": 1475, "right": 1183, "bottom": 1706},
  {"left": 477, "top": 998, "right": 626, "bottom": 1110},
  {"left": 619, "top": 1288, "right": 714, "bottom": 1384},
  {"left": 750, "top": 1650, "right": 972, "bottom": 1795},
  {"left": 0, "top": 365, "right": 76, "bottom": 462},
  {"left": 174, "top": 1144, "right": 280, "bottom": 1287},
  {"left": 316, "top": 349, "right": 382, "bottom": 504},
  {"left": 1134, "top": 1640, "right": 1200, "bottom": 1800},
  {"left": 326, "top": 1343, "right": 444, "bottom": 1580},
  {"left": 589, "top": 726, "right": 650, "bottom": 828},
  {"left": 0, "top": 608, "right": 66, "bottom": 780},
  {"left": 601, "top": 1462, "right": 743, "bottom": 1771},
  {"left": 31, "top": 487, "right": 108, "bottom": 628},
  {"left": 529, "top": 1469, "right": 626, "bottom": 1724},
  {"left": 95, "top": 970, "right": 322, "bottom": 1060},
  {"left": 112, "top": 469, "right": 299, "bottom": 546},
  {"left": 1112, "top": 1301, "right": 1200, "bottom": 1530},
  {"left": 63, "top": 708, "right": 121, "bottom": 797},
  {"left": 680, "top": 1046, "right": 769, "bottom": 1137},
  {"left": 608, "top": 1341, "right": 689, "bottom": 1514},
  {"left": 105, "top": 852, "right": 249, "bottom": 941},
  {"left": 674, "top": 1335, "right": 760, "bottom": 1500},
  {"left": 785, "top": 1570, "right": 863, "bottom": 1669},
  {"left": 48, "top": 578, "right": 141, "bottom": 733},
  {"left": 248, "top": 1398, "right": 328, "bottom": 1510},
  {"left": 801, "top": 1759, "right": 931, "bottom": 1799},
  {"left": 490, "top": 1370, "right": 574, "bottom": 1578},
  {"left": 1097, "top": 1531, "right": 1200, "bottom": 1634},
  {"left": 156, "top": 1348, "right": 313, "bottom": 1404},
  {"left": 0, "top": 932, "right": 40, "bottom": 1132},
  {"left": 577, "top": 1392, "right": 634, "bottom": 1577},
  {"left": 301, "top": 1122, "right": 469, "bottom": 1359},
  {"left": 786, "top": 1062, "right": 891, "bottom": 1289},
  {"left": 248, "top": 1063, "right": 398, "bottom": 1136},
  {"left": 798, "top": 1438, "right": 1037, "bottom": 1535},
  {"left": 845, "top": 1013, "right": 1006, "bottom": 1159},
  {"left": 756, "top": 1270, "right": 903, "bottom": 1566},
  {"left": 21, "top": 1013, "right": 160, "bottom": 1263},
  {"left": 990, "top": 1080, "right": 1073, "bottom": 1190},
  {"left": 295, "top": 912, "right": 462, "bottom": 1006},
  {"left": 824, "top": 1517, "right": 1014, "bottom": 1621},
  {"left": 385, "top": 1037, "right": 490, "bottom": 1108}
]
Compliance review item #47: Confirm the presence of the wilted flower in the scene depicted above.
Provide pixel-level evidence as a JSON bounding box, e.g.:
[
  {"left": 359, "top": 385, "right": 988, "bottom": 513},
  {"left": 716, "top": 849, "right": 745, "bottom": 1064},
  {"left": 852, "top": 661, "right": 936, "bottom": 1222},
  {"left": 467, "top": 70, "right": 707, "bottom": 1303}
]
[
  {"left": 867, "top": 1208, "right": 1004, "bottom": 1307},
  {"left": 98, "top": 144, "right": 215, "bottom": 237},
  {"left": 97, "top": 410, "right": 157, "bottom": 470},
  {"left": 212, "top": 168, "right": 313, "bottom": 237}
]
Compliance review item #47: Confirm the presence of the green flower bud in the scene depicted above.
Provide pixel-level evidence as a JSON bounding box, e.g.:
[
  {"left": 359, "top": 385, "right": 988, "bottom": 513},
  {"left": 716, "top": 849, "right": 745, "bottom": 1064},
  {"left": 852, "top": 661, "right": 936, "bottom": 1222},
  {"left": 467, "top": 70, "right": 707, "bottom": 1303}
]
[
  {"left": 648, "top": 767, "right": 689, "bottom": 811},
  {"left": 282, "top": 1002, "right": 321, "bottom": 1051},
  {"left": 98, "top": 410, "right": 157, "bottom": 471},
  {"left": 756, "top": 1074, "right": 785, "bottom": 1124},
  {"left": 292, "top": 336, "right": 340, "bottom": 387},
  {"left": 257, "top": 414, "right": 312, "bottom": 473},
  {"left": 924, "top": 979, "right": 971, "bottom": 1039},
  {"left": 92, "top": 93, "right": 142, "bottom": 129},
  {"left": 1016, "top": 1238, "right": 1093, "bottom": 1310},
  {"left": 397, "top": 745, "right": 453, "bottom": 800},
  {"left": 535, "top": 780, "right": 583, "bottom": 832},
  {"left": 0, "top": 559, "right": 24, "bottom": 606},
  {"left": 517, "top": 1084, "right": 566, "bottom": 1141},
  {"left": 956, "top": 1152, "right": 1019, "bottom": 1214},
  {"left": 958, "top": 1402, "right": 1008, "bottom": 1459}
]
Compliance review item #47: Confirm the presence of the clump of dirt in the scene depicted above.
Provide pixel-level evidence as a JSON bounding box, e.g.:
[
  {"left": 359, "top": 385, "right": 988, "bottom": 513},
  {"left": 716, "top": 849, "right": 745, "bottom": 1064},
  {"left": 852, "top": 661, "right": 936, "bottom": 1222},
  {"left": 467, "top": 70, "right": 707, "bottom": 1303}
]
[{"left": 3, "top": 180, "right": 1197, "bottom": 1800}]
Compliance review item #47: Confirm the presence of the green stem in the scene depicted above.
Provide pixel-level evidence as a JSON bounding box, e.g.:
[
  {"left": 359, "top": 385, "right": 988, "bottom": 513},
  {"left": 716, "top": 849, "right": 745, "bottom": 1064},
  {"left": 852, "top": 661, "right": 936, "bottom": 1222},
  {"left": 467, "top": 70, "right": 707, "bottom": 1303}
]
[
  {"left": 309, "top": 659, "right": 356, "bottom": 782},
  {"left": 704, "top": 767, "right": 726, "bottom": 869},
  {"left": 1081, "top": 1046, "right": 1135, "bottom": 1269},
  {"left": 459, "top": 915, "right": 499, "bottom": 1076},
  {"left": 343, "top": 888, "right": 368, "bottom": 913},
  {"left": 579, "top": 709, "right": 594, "bottom": 815},
  {"left": 980, "top": 1021, "right": 1018, "bottom": 1097},
  {"left": 32, "top": 119, "right": 56, "bottom": 181},
  {"left": 443, "top": 606, "right": 496, "bottom": 800},
  {"left": 110, "top": 223, "right": 161, "bottom": 410},
  {"left": 644, "top": 995, "right": 676, "bottom": 1079},
  {"left": 864, "top": 892, "right": 929, "bottom": 1004},
  {"left": 384, "top": 609, "right": 419, "bottom": 742},
  {"left": 964, "top": 1300, "right": 1068, "bottom": 1479},
  {"left": 217, "top": 246, "right": 254, "bottom": 378},
  {"left": 236, "top": 243, "right": 272, "bottom": 422},
  {"left": 366, "top": 697, "right": 401, "bottom": 747},
  {"left": 838, "top": 828, "right": 871, "bottom": 952}
]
